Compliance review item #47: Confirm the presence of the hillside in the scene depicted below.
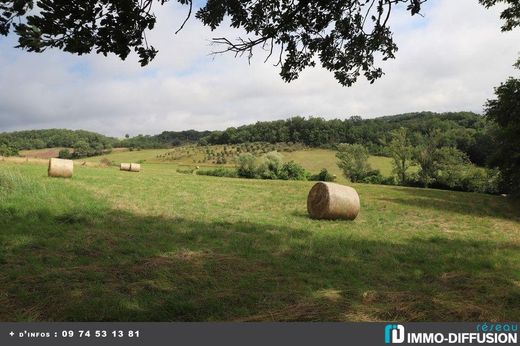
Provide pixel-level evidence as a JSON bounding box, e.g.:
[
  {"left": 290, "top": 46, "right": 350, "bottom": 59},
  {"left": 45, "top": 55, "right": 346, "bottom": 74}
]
[{"left": 1, "top": 112, "right": 492, "bottom": 166}]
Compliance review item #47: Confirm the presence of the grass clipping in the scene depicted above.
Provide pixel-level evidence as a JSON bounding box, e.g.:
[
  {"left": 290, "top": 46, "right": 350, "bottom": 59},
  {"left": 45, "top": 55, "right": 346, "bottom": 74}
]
[
  {"left": 120, "top": 163, "right": 141, "bottom": 172},
  {"left": 307, "top": 182, "right": 360, "bottom": 220},
  {"left": 48, "top": 158, "right": 73, "bottom": 178}
]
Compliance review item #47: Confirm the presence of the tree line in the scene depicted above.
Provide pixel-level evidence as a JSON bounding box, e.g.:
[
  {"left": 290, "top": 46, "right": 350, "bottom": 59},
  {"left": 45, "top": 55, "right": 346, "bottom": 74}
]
[
  {"left": 200, "top": 112, "right": 492, "bottom": 166},
  {"left": 0, "top": 129, "right": 117, "bottom": 158}
]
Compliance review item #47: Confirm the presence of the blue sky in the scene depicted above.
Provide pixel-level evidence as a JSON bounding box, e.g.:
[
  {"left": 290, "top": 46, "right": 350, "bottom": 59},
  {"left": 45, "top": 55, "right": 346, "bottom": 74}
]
[{"left": 0, "top": 0, "right": 519, "bottom": 137}]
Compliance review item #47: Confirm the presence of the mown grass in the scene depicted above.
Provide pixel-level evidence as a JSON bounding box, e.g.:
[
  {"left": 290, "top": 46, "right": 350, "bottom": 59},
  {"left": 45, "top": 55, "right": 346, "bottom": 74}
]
[{"left": 0, "top": 161, "right": 519, "bottom": 322}]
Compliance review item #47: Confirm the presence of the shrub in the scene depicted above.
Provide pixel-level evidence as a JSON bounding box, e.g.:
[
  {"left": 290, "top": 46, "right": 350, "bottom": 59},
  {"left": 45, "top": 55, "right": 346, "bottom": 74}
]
[
  {"left": 309, "top": 168, "right": 335, "bottom": 182},
  {"left": 257, "top": 151, "right": 283, "bottom": 179},
  {"left": 58, "top": 149, "right": 72, "bottom": 159},
  {"left": 196, "top": 168, "right": 238, "bottom": 178},
  {"left": 358, "top": 169, "right": 384, "bottom": 184},
  {"left": 235, "top": 153, "right": 257, "bottom": 178},
  {"left": 0, "top": 144, "right": 18, "bottom": 157},
  {"left": 279, "top": 161, "right": 309, "bottom": 180}
]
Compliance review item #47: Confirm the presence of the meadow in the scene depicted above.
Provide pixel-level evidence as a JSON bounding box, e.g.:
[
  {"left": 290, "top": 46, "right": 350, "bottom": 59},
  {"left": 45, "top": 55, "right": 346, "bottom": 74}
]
[
  {"left": 76, "top": 145, "right": 397, "bottom": 183},
  {"left": 0, "top": 155, "right": 519, "bottom": 322}
]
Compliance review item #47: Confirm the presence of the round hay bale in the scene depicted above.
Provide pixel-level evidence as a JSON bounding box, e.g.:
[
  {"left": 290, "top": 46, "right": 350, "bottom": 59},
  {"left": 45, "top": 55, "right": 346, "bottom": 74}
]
[
  {"left": 129, "top": 163, "right": 141, "bottom": 172},
  {"left": 120, "top": 163, "right": 131, "bottom": 171},
  {"left": 48, "top": 158, "right": 73, "bottom": 178},
  {"left": 307, "top": 182, "right": 360, "bottom": 220}
]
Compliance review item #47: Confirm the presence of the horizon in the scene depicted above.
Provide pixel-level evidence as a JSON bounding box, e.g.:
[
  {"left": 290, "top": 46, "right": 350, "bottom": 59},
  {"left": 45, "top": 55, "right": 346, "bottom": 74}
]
[{"left": 0, "top": 110, "right": 483, "bottom": 137}]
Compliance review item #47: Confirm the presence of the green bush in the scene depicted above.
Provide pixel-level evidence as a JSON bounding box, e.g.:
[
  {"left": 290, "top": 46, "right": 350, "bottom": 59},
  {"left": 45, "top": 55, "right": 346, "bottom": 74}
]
[
  {"left": 196, "top": 168, "right": 238, "bottom": 178},
  {"left": 358, "top": 169, "right": 384, "bottom": 184},
  {"left": 257, "top": 151, "right": 283, "bottom": 179},
  {"left": 58, "top": 149, "right": 72, "bottom": 159},
  {"left": 0, "top": 144, "right": 18, "bottom": 157},
  {"left": 309, "top": 168, "right": 335, "bottom": 182},
  {"left": 279, "top": 161, "right": 309, "bottom": 181},
  {"left": 235, "top": 153, "right": 257, "bottom": 178}
]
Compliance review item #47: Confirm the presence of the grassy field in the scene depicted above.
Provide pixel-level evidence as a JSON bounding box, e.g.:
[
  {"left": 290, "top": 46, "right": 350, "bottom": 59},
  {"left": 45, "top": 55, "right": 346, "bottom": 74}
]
[
  {"left": 81, "top": 148, "right": 172, "bottom": 165},
  {"left": 0, "top": 160, "right": 519, "bottom": 322},
  {"left": 79, "top": 146, "right": 396, "bottom": 182},
  {"left": 282, "top": 149, "right": 395, "bottom": 178}
]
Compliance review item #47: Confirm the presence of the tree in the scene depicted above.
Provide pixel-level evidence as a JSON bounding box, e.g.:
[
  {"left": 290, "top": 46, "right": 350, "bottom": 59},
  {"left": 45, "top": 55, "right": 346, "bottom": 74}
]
[
  {"left": 72, "top": 140, "right": 91, "bottom": 158},
  {"left": 257, "top": 151, "right": 283, "bottom": 179},
  {"left": 58, "top": 148, "right": 71, "bottom": 159},
  {"left": 413, "top": 130, "right": 474, "bottom": 188},
  {"left": 279, "top": 161, "right": 308, "bottom": 180},
  {"left": 414, "top": 131, "right": 443, "bottom": 187},
  {"left": 1, "top": 1, "right": 517, "bottom": 86},
  {"left": 386, "top": 127, "right": 413, "bottom": 183},
  {"left": 433, "top": 146, "right": 470, "bottom": 189},
  {"left": 484, "top": 76, "right": 520, "bottom": 195},
  {"left": 0, "top": 144, "right": 18, "bottom": 156},
  {"left": 336, "top": 143, "right": 372, "bottom": 182},
  {"left": 235, "top": 153, "right": 257, "bottom": 178}
]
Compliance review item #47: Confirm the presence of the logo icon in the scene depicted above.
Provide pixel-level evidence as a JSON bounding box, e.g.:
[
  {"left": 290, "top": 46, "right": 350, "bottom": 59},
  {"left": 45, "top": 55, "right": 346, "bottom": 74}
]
[{"left": 385, "top": 324, "right": 405, "bottom": 344}]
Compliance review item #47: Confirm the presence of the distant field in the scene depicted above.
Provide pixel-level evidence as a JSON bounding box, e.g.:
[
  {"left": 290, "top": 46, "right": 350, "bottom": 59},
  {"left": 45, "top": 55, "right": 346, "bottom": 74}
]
[
  {"left": 0, "top": 160, "right": 519, "bottom": 321},
  {"left": 81, "top": 146, "right": 397, "bottom": 181},
  {"left": 19, "top": 148, "right": 70, "bottom": 159},
  {"left": 81, "top": 148, "right": 171, "bottom": 165},
  {"left": 282, "top": 149, "right": 395, "bottom": 179}
]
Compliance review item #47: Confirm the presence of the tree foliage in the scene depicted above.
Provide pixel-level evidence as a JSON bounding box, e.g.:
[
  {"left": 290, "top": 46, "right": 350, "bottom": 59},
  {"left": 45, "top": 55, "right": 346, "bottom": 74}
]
[
  {"left": 0, "top": 129, "right": 116, "bottom": 151},
  {"left": 202, "top": 112, "right": 492, "bottom": 166},
  {"left": 2, "top": 1, "right": 518, "bottom": 85},
  {"left": 484, "top": 76, "right": 520, "bottom": 195},
  {"left": 386, "top": 127, "right": 413, "bottom": 183},
  {"left": 336, "top": 143, "right": 372, "bottom": 182}
]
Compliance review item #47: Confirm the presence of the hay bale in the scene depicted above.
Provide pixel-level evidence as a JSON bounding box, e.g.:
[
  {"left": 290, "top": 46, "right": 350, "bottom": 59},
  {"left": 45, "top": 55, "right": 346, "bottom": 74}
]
[
  {"left": 129, "top": 163, "right": 141, "bottom": 172},
  {"left": 120, "top": 163, "right": 131, "bottom": 171},
  {"left": 307, "top": 182, "right": 360, "bottom": 220},
  {"left": 48, "top": 158, "right": 73, "bottom": 178}
]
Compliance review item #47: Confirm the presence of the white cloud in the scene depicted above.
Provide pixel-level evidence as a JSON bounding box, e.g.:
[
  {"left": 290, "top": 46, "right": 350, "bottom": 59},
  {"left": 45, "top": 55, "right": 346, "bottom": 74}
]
[{"left": 0, "top": 0, "right": 519, "bottom": 137}]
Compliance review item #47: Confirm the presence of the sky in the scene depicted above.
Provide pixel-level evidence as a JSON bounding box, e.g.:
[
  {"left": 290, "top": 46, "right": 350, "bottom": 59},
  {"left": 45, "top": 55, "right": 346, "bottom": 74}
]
[{"left": 0, "top": 0, "right": 519, "bottom": 137}]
